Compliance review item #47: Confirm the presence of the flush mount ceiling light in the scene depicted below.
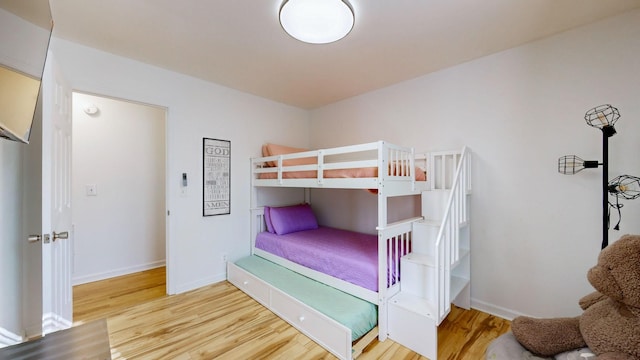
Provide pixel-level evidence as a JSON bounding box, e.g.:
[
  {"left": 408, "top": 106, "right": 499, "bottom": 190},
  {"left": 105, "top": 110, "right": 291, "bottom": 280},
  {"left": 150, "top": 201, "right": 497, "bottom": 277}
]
[{"left": 279, "top": 0, "right": 354, "bottom": 44}]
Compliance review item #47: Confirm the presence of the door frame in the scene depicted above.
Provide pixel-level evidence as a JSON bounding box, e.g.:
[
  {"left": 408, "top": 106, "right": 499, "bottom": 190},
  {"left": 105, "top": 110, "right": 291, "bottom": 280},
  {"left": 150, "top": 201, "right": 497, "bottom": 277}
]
[{"left": 69, "top": 91, "right": 171, "bottom": 293}]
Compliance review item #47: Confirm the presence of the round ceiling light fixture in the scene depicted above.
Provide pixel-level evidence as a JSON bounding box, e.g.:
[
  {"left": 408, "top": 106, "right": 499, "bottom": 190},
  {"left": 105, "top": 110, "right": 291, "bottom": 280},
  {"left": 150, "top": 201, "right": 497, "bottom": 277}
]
[{"left": 279, "top": 0, "right": 354, "bottom": 44}]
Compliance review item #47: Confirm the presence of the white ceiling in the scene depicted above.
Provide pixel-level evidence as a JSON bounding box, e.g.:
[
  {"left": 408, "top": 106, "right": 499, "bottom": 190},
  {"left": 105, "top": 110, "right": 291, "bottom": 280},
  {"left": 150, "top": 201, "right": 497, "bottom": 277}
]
[{"left": 43, "top": 0, "right": 640, "bottom": 109}]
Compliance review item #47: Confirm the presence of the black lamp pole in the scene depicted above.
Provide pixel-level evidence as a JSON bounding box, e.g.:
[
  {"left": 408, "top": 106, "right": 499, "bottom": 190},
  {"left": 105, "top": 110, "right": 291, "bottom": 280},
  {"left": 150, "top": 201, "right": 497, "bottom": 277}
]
[
  {"left": 559, "top": 105, "right": 621, "bottom": 250},
  {"left": 600, "top": 125, "right": 616, "bottom": 249},
  {"left": 601, "top": 130, "right": 609, "bottom": 250}
]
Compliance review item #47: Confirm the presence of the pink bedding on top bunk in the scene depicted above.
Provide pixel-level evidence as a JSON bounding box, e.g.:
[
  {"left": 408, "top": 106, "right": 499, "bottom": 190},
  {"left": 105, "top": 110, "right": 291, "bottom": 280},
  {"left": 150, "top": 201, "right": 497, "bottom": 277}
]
[
  {"left": 257, "top": 164, "right": 426, "bottom": 181},
  {"left": 257, "top": 143, "right": 426, "bottom": 181},
  {"left": 255, "top": 227, "right": 381, "bottom": 292},
  {"left": 258, "top": 167, "right": 388, "bottom": 180}
]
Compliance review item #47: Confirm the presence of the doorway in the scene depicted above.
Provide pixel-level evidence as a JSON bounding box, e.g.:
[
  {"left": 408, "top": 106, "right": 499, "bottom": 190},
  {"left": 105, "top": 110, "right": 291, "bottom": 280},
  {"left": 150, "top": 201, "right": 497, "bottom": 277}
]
[{"left": 70, "top": 92, "right": 167, "bottom": 289}]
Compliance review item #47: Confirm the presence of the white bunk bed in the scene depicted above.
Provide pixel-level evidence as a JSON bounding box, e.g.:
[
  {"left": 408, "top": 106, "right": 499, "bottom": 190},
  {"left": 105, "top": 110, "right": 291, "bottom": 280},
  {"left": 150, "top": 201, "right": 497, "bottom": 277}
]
[{"left": 228, "top": 140, "right": 471, "bottom": 359}]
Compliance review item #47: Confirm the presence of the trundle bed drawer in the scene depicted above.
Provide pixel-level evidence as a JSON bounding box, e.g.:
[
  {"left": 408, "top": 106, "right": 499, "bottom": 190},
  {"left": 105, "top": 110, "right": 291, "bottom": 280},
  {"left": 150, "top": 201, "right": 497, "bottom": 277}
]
[
  {"left": 228, "top": 258, "right": 355, "bottom": 359},
  {"left": 270, "top": 289, "right": 351, "bottom": 359},
  {"left": 227, "top": 262, "right": 270, "bottom": 306}
]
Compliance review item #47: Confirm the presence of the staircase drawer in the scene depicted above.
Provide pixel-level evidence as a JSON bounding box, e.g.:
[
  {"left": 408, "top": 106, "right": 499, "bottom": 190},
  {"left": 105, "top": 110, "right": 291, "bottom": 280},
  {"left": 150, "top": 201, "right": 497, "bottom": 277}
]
[
  {"left": 388, "top": 295, "right": 437, "bottom": 360},
  {"left": 270, "top": 289, "right": 351, "bottom": 358},
  {"left": 227, "top": 262, "right": 270, "bottom": 306}
]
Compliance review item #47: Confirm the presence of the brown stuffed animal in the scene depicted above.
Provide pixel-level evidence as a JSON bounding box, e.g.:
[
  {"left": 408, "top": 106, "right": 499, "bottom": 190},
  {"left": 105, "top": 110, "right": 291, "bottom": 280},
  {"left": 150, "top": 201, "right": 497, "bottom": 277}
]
[{"left": 511, "top": 234, "right": 640, "bottom": 359}]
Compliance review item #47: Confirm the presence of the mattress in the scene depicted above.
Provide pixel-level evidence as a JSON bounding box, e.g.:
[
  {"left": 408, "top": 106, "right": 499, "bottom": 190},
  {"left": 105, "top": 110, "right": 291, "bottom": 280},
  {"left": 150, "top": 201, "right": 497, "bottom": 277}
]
[
  {"left": 255, "top": 227, "right": 380, "bottom": 292},
  {"left": 234, "top": 255, "right": 377, "bottom": 341}
]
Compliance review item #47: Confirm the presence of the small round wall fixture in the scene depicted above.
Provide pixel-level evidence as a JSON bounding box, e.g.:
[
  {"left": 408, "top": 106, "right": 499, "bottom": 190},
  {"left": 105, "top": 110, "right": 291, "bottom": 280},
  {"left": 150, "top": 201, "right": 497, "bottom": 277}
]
[
  {"left": 84, "top": 104, "right": 99, "bottom": 115},
  {"left": 279, "top": 0, "right": 354, "bottom": 44}
]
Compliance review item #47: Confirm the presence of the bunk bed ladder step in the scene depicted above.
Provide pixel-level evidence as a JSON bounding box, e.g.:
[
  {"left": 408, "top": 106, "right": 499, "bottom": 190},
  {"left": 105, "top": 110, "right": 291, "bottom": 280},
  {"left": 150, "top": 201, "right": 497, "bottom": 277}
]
[{"left": 420, "top": 189, "right": 450, "bottom": 222}]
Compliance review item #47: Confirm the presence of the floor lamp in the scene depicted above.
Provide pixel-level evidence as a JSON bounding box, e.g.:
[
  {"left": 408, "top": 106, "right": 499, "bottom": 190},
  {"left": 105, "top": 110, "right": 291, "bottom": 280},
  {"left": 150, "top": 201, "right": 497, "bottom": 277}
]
[{"left": 558, "top": 105, "right": 639, "bottom": 249}]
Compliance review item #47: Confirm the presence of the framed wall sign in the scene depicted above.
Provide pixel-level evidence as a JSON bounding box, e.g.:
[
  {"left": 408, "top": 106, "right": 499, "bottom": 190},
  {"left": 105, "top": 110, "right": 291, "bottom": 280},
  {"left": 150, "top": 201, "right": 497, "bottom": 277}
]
[{"left": 203, "top": 138, "right": 230, "bottom": 216}]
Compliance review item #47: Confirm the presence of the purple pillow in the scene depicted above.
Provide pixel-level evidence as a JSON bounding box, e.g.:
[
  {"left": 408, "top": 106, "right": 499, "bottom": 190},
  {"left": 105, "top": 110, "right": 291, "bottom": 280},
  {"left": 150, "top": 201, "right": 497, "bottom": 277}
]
[
  {"left": 264, "top": 206, "right": 275, "bottom": 233},
  {"left": 269, "top": 203, "right": 319, "bottom": 235}
]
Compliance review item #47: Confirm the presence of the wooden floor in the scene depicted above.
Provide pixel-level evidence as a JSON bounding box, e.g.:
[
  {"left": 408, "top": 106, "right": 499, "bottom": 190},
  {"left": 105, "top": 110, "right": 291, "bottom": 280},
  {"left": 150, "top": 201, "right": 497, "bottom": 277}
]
[
  {"left": 73, "top": 267, "right": 167, "bottom": 323},
  {"left": 73, "top": 267, "right": 510, "bottom": 359}
]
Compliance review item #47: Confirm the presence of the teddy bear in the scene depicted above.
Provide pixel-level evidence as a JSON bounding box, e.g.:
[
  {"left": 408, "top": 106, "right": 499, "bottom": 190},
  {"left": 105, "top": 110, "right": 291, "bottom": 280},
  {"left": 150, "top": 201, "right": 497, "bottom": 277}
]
[{"left": 511, "top": 234, "right": 640, "bottom": 359}]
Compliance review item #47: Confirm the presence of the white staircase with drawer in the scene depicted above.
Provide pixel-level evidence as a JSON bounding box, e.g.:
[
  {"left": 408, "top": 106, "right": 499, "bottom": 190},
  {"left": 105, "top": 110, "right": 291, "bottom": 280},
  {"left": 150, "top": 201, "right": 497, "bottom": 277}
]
[{"left": 387, "top": 148, "right": 471, "bottom": 360}]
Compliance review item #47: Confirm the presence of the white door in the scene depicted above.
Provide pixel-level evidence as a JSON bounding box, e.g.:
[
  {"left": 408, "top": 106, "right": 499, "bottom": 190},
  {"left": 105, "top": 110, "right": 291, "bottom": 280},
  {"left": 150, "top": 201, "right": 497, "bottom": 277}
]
[{"left": 40, "top": 52, "right": 73, "bottom": 333}]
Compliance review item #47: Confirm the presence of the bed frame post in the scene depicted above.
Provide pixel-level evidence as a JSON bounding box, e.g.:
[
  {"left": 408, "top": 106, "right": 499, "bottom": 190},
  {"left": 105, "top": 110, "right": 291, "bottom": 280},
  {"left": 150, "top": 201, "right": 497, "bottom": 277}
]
[
  {"left": 377, "top": 141, "right": 388, "bottom": 227},
  {"left": 377, "top": 141, "right": 389, "bottom": 341},
  {"left": 377, "top": 231, "right": 389, "bottom": 342},
  {"left": 304, "top": 188, "right": 311, "bottom": 203},
  {"left": 250, "top": 157, "right": 263, "bottom": 256}
]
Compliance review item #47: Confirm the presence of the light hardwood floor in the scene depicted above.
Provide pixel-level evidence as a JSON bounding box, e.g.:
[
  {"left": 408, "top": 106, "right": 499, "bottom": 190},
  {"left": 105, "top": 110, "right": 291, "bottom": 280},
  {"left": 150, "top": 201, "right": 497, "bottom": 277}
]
[{"left": 73, "top": 267, "right": 510, "bottom": 359}]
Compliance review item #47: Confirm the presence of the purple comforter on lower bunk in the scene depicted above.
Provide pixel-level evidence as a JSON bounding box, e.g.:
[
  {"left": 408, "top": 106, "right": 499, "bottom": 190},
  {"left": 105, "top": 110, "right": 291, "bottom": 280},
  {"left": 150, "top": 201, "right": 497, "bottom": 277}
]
[{"left": 255, "top": 227, "right": 381, "bottom": 292}]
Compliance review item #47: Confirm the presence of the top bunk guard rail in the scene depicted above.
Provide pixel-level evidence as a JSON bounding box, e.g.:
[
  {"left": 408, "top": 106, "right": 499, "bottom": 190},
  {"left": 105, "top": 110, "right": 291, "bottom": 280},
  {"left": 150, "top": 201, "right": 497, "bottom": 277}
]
[
  {"left": 434, "top": 146, "right": 471, "bottom": 324},
  {"left": 251, "top": 141, "right": 428, "bottom": 192}
]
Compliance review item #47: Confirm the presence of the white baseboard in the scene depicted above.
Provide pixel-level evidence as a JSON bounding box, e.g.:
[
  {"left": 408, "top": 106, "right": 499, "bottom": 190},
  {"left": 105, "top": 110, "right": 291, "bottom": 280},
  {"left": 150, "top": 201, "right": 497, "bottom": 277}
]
[
  {"left": 171, "top": 272, "right": 226, "bottom": 295},
  {"left": 0, "top": 327, "right": 22, "bottom": 348},
  {"left": 42, "top": 312, "right": 73, "bottom": 335},
  {"left": 23, "top": 322, "right": 42, "bottom": 341},
  {"left": 471, "top": 298, "right": 527, "bottom": 321},
  {"left": 72, "top": 260, "right": 166, "bottom": 286}
]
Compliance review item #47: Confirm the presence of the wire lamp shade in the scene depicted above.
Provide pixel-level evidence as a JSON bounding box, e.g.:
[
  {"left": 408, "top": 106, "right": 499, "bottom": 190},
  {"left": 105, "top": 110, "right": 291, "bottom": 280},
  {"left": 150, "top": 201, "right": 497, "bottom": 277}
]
[
  {"left": 608, "top": 175, "right": 640, "bottom": 200},
  {"left": 558, "top": 155, "right": 599, "bottom": 175},
  {"left": 585, "top": 104, "right": 619, "bottom": 137},
  {"left": 607, "top": 175, "right": 640, "bottom": 231}
]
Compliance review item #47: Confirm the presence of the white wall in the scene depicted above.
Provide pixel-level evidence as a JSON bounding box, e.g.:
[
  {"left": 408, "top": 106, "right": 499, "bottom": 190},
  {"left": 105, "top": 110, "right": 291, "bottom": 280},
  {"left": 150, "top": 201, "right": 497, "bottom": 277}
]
[
  {"left": 71, "top": 93, "right": 167, "bottom": 284},
  {"left": 0, "top": 93, "right": 44, "bottom": 344},
  {"left": 0, "top": 141, "right": 24, "bottom": 343},
  {"left": 50, "top": 38, "right": 310, "bottom": 294},
  {"left": 309, "top": 9, "right": 640, "bottom": 319},
  {"left": 0, "top": 13, "right": 48, "bottom": 338}
]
